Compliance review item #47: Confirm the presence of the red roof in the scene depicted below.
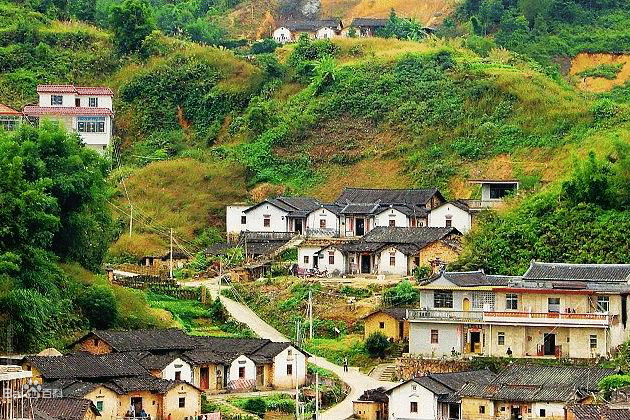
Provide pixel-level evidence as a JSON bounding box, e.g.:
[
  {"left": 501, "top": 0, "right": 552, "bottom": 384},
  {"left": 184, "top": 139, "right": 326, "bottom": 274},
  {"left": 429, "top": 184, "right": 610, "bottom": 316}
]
[
  {"left": 0, "top": 103, "right": 21, "bottom": 115},
  {"left": 37, "top": 84, "right": 113, "bottom": 96},
  {"left": 23, "top": 105, "right": 113, "bottom": 116}
]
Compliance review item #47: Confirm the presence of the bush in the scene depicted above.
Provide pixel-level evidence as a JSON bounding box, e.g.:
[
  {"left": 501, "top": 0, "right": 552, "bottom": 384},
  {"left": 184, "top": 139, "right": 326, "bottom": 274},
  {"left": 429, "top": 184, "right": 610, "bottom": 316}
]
[
  {"left": 592, "top": 98, "right": 618, "bottom": 122},
  {"left": 242, "top": 397, "right": 267, "bottom": 416},
  {"left": 382, "top": 280, "right": 419, "bottom": 305},
  {"left": 76, "top": 284, "right": 119, "bottom": 329},
  {"left": 364, "top": 332, "right": 390, "bottom": 358},
  {"left": 250, "top": 38, "right": 278, "bottom": 54}
]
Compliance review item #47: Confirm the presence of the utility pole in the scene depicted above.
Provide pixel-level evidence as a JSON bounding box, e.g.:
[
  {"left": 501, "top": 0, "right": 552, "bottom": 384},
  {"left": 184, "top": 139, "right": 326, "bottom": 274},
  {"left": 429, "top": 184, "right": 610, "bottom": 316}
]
[
  {"left": 295, "top": 322, "right": 300, "bottom": 420},
  {"left": 129, "top": 205, "right": 133, "bottom": 237},
  {"left": 169, "top": 228, "right": 173, "bottom": 279},
  {"left": 309, "top": 290, "right": 313, "bottom": 340},
  {"left": 315, "top": 371, "right": 319, "bottom": 420}
]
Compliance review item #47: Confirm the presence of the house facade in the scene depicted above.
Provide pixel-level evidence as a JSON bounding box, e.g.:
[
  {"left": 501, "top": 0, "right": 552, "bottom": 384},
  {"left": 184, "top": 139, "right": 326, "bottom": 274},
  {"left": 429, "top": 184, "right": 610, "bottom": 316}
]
[
  {"left": 363, "top": 308, "right": 409, "bottom": 342},
  {"left": 349, "top": 18, "right": 389, "bottom": 37},
  {"left": 0, "top": 103, "right": 23, "bottom": 131},
  {"left": 273, "top": 19, "right": 343, "bottom": 43},
  {"left": 408, "top": 263, "right": 630, "bottom": 359},
  {"left": 428, "top": 201, "right": 474, "bottom": 233},
  {"left": 22, "top": 84, "right": 114, "bottom": 151}
]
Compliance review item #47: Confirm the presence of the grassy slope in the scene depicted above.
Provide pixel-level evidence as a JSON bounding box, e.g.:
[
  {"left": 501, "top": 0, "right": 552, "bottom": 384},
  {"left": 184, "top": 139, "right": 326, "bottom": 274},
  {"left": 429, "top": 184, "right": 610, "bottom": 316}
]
[{"left": 321, "top": 0, "right": 459, "bottom": 26}]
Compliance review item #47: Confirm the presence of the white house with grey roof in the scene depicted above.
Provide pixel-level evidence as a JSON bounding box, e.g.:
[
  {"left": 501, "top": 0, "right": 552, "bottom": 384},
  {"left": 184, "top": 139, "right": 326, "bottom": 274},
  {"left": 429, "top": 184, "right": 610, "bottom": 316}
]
[
  {"left": 273, "top": 19, "right": 343, "bottom": 43},
  {"left": 408, "top": 262, "right": 630, "bottom": 359}
]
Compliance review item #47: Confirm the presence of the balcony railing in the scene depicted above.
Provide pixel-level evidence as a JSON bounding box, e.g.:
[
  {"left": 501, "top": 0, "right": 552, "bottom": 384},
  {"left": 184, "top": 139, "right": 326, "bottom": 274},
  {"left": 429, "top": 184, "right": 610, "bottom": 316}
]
[{"left": 407, "top": 309, "right": 612, "bottom": 326}]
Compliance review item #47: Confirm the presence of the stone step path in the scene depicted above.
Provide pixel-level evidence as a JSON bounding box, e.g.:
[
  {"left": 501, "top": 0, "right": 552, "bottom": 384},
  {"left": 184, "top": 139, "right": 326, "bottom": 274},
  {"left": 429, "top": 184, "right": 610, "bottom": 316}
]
[{"left": 369, "top": 363, "right": 397, "bottom": 382}]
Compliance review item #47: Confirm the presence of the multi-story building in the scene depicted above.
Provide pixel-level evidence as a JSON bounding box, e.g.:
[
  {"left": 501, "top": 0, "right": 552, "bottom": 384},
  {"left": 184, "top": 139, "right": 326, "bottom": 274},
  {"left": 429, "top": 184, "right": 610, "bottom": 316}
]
[
  {"left": 0, "top": 365, "right": 33, "bottom": 420},
  {"left": 408, "top": 262, "right": 630, "bottom": 359},
  {"left": 23, "top": 84, "right": 114, "bottom": 152}
]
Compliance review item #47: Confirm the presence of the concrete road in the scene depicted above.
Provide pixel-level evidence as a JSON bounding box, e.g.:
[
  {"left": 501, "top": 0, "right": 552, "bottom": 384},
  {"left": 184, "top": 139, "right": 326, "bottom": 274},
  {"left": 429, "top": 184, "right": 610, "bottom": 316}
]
[{"left": 183, "top": 277, "right": 396, "bottom": 420}]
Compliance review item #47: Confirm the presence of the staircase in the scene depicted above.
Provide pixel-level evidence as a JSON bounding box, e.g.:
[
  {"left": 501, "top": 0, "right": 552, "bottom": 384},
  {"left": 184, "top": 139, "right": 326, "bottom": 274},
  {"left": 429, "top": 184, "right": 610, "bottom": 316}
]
[
  {"left": 266, "top": 234, "right": 305, "bottom": 259},
  {"left": 369, "top": 363, "right": 397, "bottom": 381}
]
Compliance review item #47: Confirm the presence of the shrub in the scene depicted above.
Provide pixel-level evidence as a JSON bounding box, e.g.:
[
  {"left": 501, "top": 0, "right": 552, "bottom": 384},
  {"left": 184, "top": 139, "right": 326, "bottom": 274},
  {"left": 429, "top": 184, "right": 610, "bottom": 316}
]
[
  {"left": 364, "top": 332, "right": 390, "bottom": 358},
  {"left": 243, "top": 397, "right": 266, "bottom": 416},
  {"left": 382, "top": 280, "right": 419, "bottom": 305},
  {"left": 76, "top": 284, "right": 119, "bottom": 329},
  {"left": 250, "top": 38, "right": 278, "bottom": 54},
  {"left": 577, "top": 63, "right": 622, "bottom": 80},
  {"left": 592, "top": 98, "right": 618, "bottom": 122}
]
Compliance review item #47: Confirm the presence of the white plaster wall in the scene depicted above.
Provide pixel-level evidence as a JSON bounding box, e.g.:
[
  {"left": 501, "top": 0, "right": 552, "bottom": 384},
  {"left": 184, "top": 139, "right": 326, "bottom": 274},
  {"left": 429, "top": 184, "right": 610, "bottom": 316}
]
[
  {"left": 229, "top": 355, "right": 256, "bottom": 382},
  {"left": 531, "top": 402, "right": 565, "bottom": 418},
  {"left": 409, "top": 322, "right": 461, "bottom": 356},
  {"left": 245, "top": 203, "right": 288, "bottom": 232},
  {"left": 429, "top": 203, "right": 472, "bottom": 233},
  {"left": 40, "top": 93, "right": 75, "bottom": 107},
  {"left": 378, "top": 247, "right": 408, "bottom": 275},
  {"left": 305, "top": 207, "right": 339, "bottom": 234},
  {"left": 273, "top": 27, "right": 292, "bottom": 43},
  {"left": 76, "top": 95, "right": 113, "bottom": 109},
  {"left": 226, "top": 205, "right": 249, "bottom": 235},
  {"left": 297, "top": 246, "right": 321, "bottom": 269},
  {"left": 78, "top": 115, "right": 112, "bottom": 148},
  {"left": 374, "top": 208, "right": 408, "bottom": 228},
  {"left": 388, "top": 381, "right": 438, "bottom": 420},
  {"left": 162, "top": 358, "right": 193, "bottom": 383},
  {"left": 317, "top": 247, "right": 345, "bottom": 274},
  {"left": 273, "top": 346, "right": 307, "bottom": 388},
  {"left": 316, "top": 27, "right": 336, "bottom": 39}
]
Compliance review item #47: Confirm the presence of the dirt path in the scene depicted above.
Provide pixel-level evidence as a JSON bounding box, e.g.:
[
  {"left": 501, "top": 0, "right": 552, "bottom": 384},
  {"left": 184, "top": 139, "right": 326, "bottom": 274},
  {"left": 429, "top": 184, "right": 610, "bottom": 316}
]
[{"left": 183, "top": 277, "right": 396, "bottom": 420}]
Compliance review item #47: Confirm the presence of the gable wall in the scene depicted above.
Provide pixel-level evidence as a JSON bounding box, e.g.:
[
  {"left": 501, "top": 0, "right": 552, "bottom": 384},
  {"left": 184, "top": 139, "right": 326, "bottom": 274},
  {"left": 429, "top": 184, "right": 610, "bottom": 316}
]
[
  {"left": 364, "top": 313, "right": 407, "bottom": 341},
  {"left": 374, "top": 208, "right": 408, "bottom": 228},
  {"left": 84, "top": 385, "right": 119, "bottom": 420},
  {"left": 245, "top": 204, "right": 288, "bottom": 232},
  {"left": 162, "top": 358, "right": 193, "bottom": 383},
  {"left": 273, "top": 346, "right": 307, "bottom": 389},
  {"left": 305, "top": 208, "right": 339, "bottom": 234},
  {"left": 429, "top": 204, "right": 472, "bottom": 233},
  {"left": 377, "top": 247, "right": 408, "bottom": 275},
  {"left": 388, "top": 381, "right": 437, "bottom": 420},
  {"left": 417, "top": 241, "right": 459, "bottom": 268},
  {"left": 163, "top": 384, "right": 201, "bottom": 419},
  {"left": 77, "top": 336, "right": 114, "bottom": 355}
]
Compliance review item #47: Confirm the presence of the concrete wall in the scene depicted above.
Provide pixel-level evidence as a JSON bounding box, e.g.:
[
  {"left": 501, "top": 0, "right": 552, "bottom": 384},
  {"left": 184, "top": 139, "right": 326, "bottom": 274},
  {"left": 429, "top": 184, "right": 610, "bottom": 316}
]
[
  {"left": 76, "top": 95, "right": 113, "bottom": 109},
  {"left": 409, "top": 322, "right": 461, "bottom": 357},
  {"left": 162, "top": 358, "right": 192, "bottom": 383},
  {"left": 377, "top": 247, "right": 408, "bottom": 275},
  {"left": 39, "top": 93, "right": 75, "bottom": 107},
  {"left": 226, "top": 205, "right": 249, "bottom": 235},
  {"left": 429, "top": 203, "right": 472, "bottom": 233},
  {"left": 388, "top": 380, "right": 437, "bottom": 420},
  {"left": 273, "top": 346, "right": 307, "bottom": 389},
  {"left": 245, "top": 203, "right": 288, "bottom": 232},
  {"left": 374, "top": 208, "right": 408, "bottom": 228}
]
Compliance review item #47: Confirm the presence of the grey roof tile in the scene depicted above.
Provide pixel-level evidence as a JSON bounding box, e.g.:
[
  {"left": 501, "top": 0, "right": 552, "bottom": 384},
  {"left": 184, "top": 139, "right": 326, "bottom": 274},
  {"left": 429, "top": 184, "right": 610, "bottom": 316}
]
[{"left": 524, "top": 262, "right": 630, "bottom": 282}]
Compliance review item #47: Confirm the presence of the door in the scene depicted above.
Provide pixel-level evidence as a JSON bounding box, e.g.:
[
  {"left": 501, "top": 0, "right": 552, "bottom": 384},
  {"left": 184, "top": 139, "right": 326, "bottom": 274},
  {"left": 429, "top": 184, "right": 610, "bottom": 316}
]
[
  {"left": 295, "top": 219, "right": 303, "bottom": 234},
  {"left": 398, "top": 321, "right": 404, "bottom": 340},
  {"left": 449, "top": 403, "right": 461, "bottom": 420},
  {"left": 361, "top": 255, "right": 370, "bottom": 273},
  {"left": 200, "top": 367, "right": 209, "bottom": 390},
  {"left": 256, "top": 365, "right": 264, "bottom": 387},
  {"left": 75, "top": 98, "right": 80, "bottom": 107},
  {"left": 470, "top": 331, "right": 481, "bottom": 353},
  {"left": 543, "top": 333, "right": 556, "bottom": 356},
  {"left": 463, "top": 298, "right": 471, "bottom": 312},
  {"left": 511, "top": 406, "right": 521, "bottom": 420},
  {"left": 356, "top": 218, "right": 365, "bottom": 236},
  {"left": 313, "top": 254, "right": 319, "bottom": 268},
  {"left": 131, "top": 397, "right": 142, "bottom": 414}
]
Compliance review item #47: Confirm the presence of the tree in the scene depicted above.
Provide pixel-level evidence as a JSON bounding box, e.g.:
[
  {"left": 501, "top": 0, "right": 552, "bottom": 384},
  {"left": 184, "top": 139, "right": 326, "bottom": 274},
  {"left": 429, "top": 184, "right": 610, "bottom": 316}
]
[
  {"left": 365, "top": 332, "right": 390, "bottom": 358},
  {"left": 561, "top": 152, "right": 617, "bottom": 209},
  {"left": 76, "top": 285, "right": 119, "bottom": 329},
  {"left": 383, "top": 280, "right": 419, "bottom": 305},
  {"left": 110, "top": 0, "right": 155, "bottom": 55}
]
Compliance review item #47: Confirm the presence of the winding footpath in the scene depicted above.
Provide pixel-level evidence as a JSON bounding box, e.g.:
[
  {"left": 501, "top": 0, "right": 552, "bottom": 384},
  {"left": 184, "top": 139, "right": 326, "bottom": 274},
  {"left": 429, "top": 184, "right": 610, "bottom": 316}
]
[{"left": 186, "top": 277, "right": 396, "bottom": 420}]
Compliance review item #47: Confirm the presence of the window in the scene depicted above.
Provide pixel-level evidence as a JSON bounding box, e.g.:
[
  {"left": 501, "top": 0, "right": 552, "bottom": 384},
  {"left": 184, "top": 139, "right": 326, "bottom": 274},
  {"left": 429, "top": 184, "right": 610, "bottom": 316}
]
[
  {"left": 548, "top": 297, "right": 560, "bottom": 313},
  {"left": 89, "top": 97, "right": 98, "bottom": 107},
  {"left": 445, "top": 218, "right": 452, "bottom": 227},
  {"left": 411, "top": 385, "right": 417, "bottom": 391},
  {"left": 590, "top": 334, "right": 597, "bottom": 349},
  {"left": 93, "top": 338, "right": 99, "bottom": 347},
  {"left": 390, "top": 252, "right": 396, "bottom": 266},
  {"left": 96, "top": 401, "right": 103, "bottom": 412},
  {"left": 489, "top": 183, "right": 517, "bottom": 199},
  {"left": 304, "top": 256, "right": 309, "bottom": 264},
  {"left": 479, "top": 405, "right": 486, "bottom": 414},
  {"left": 329, "top": 252, "right": 334, "bottom": 265},
  {"left": 320, "top": 219, "right": 327, "bottom": 229},
  {"left": 241, "top": 215, "right": 246, "bottom": 224},
  {"left": 506, "top": 293, "right": 518, "bottom": 310},
  {"left": 239, "top": 367, "right": 245, "bottom": 378},
  {"left": 540, "top": 409, "right": 546, "bottom": 417},
  {"left": 431, "top": 329, "right": 439, "bottom": 344},
  {"left": 77, "top": 116, "right": 105, "bottom": 133},
  {"left": 51, "top": 95, "right": 63, "bottom": 105},
  {"left": 434, "top": 291, "right": 453, "bottom": 308},
  {"left": 379, "top": 322, "right": 385, "bottom": 329},
  {"left": 263, "top": 217, "right": 270, "bottom": 227},
  {"left": 286, "top": 364, "right": 293, "bottom": 375},
  {"left": 597, "top": 296, "right": 610, "bottom": 312},
  {"left": 175, "top": 371, "right": 181, "bottom": 380},
  {"left": 497, "top": 332, "right": 505, "bottom": 346},
  {"left": 178, "top": 397, "right": 185, "bottom": 408},
  {"left": 0, "top": 117, "right": 19, "bottom": 131},
  {"left": 472, "top": 292, "right": 496, "bottom": 310},
  {"left": 389, "top": 219, "right": 396, "bottom": 227},
  {"left": 410, "top": 402, "right": 418, "bottom": 413}
]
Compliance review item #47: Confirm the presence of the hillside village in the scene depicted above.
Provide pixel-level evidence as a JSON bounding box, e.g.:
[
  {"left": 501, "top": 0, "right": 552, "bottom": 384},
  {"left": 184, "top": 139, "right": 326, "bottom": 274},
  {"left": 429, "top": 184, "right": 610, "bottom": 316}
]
[{"left": 4, "top": 0, "right": 630, "bottom": 419}]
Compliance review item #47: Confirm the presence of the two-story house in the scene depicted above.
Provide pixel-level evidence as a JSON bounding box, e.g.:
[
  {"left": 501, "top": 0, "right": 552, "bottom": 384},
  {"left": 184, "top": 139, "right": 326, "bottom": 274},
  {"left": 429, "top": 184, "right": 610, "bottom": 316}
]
[
  {"left": 23, "top": 84, "right": 114, "bottom": 151},
  {"left": 408, "top": 262, "right": 630, "bottom": 359}
]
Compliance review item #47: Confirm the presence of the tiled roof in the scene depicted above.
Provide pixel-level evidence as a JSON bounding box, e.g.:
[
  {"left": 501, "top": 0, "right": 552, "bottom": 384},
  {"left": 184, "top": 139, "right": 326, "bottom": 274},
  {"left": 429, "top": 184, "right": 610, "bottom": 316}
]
[
  {"left": 29, "top": 398, "right": 100, "bottom": 420},
  {"left": 0, "top": 103, "right": 21, "bottom": 115},
  {"left": 413, "top": 376, "right": 453, "bottom": 395},
  {"left": 37, "top": 85, "right": 113, "bottom": 95},
  {"left": 340, "top": 203, "right": 381, "bottom": 215},
  {"left": 138, "top": 354, "right": 182, "bottom": 370},
  {"left": 430, "top": 369, "right": 496, "bottom": 392},
  {"left": 523, "top": 262, "right": 630, "bottom": 282},
  {"left": 363, "top": 227, "right": 458, "bottom": 244},
  {"left": 281, "top": 20, "right": 340, "bottom": 31},
  {"left": 351, "top": 18, "right": 389, "bottom": 27},
  {"left": 109, "top": 375, "right": 187, "bottom": 393},
  {"left": 277, "top": 197, "right": 321, "bottom": 212},
  {"left": 24, "top": 353, "right": 149, "bottom": 380},
  {"left": 432, "top": 270, "right": 513, "bottom": 287},
  {"left": 335, "top": 187, "right": 442, "bottom": 206},
  {"left": 78, "top": 329, "right": 198, "bottom": 352},
  {"left": 568, "top": 405, "right": 630, "bottom": 420},
  {"left": 23, "top": 106, "right": 113, "bottom": 116},
  {"left": 357, "top": 387, "right": 389, "bottom": 403}
]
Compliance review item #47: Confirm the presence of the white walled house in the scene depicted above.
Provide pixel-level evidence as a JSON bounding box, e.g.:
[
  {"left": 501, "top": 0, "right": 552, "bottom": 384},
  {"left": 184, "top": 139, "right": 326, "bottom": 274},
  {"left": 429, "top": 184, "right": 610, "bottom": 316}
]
[
  {"left": 305, "top": 206, "right": 340, "bottom": 237},
  {"left": 429, "top": 201, "right": 473, "bottom": 233},
  {"left": 244, "top": 201, "right": 291, "bottom": 232},
  {"left": 374, "top": 207, "right": 408, "bottom": 228},
  {"left": 272, "top": 345, "right": 307, "bottom": 388},
  {"left": 376, "top": 246, "right": 409, "bottom": 276},
  {"left": 226, "top": 204, "right": 250, "bottom": 237},
  {"left": 0, "top": 103, "right": 23, "bottom": 131},
  {"left": 388, "top": 378, "right": 438, "bottom": 420},
  {"left": 273, "top": 27, "right": 292, "bottom": 43},
  {"left": 23, "top": 84, "right": 114, "bottom": 152},
  {"left": 273, "top": 20, "right": 343, "bottom": 43},
  {"left": 161, "top": 357, "right": 193, "bottom": 383},
  {"left": 314, "top": 245, "right": 346, "bottom": 274},
  {"left": 229, "top": 355, "right": 257, "bottom": 384},
  {"left": 316, "top": 26, "right": 337, "bottom": 39}
]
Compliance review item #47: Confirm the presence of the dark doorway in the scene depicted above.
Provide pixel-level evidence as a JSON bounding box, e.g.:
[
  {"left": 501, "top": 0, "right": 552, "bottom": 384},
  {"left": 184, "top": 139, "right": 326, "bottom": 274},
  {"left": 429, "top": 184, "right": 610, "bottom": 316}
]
[
  {"left": 399, "top": 321, "right": 404, "bottom": 340},
  {"left": 256, "top": 365, "right": 264, "bottom": 387},
  {"left": 449, "top": 403, "right": 461, "bottom": 420},
  {"left": 295, "top": 219, "right": 303, "bottom": 234},
  {"left": 543, "top": 333, "right": 556, "bottom": 356},
  {"left": 313, "top": 254, "right": 319, "bottom": 268},
  {"left": 200, "top": 367, "right": 209, "bottom": 390},
  {"left": 131, "top": 397, "right": 142, "bottom": 414},
  {"left": 511, "top": 406, "right": 521, "bottom": 420},
  {"left": 75, "top": 98, "right": 80, "bottom": 107},
  {"left": 356, "top": 218, "right": 365, "bottom": 236},
  {"left": 470, "top": 331, "right": 481, "bottom": 353},
  {"left": 361, "top": 255, "right": 370, "bottom": 273}
]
